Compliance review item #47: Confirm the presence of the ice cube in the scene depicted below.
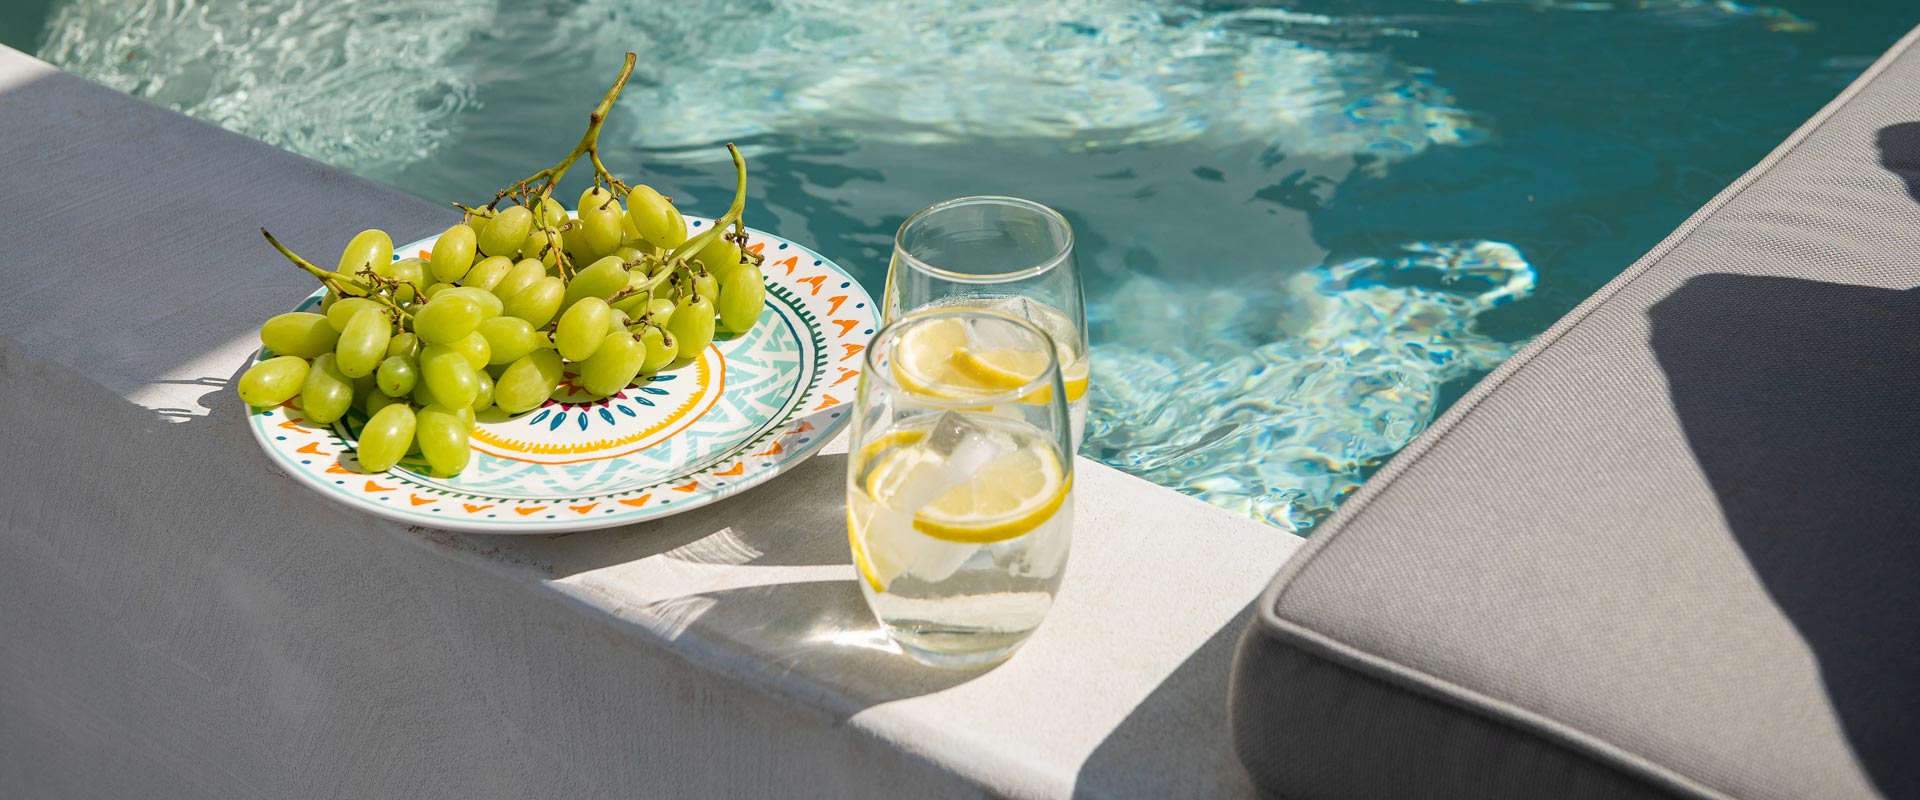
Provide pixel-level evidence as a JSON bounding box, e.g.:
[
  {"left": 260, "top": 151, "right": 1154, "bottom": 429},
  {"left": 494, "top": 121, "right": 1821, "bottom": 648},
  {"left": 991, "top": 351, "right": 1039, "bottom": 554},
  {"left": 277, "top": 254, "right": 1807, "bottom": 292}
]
[
  {"left": 963, "top": 303, "right": 1043, "bottom": 352},
  {"left": 922, "top": 411, "right": 1010, "bottom": 484},
  {"left": 862, "top": 412, "right": 1010, "bottom": 585},
  {"left": 866, "top": 506, "right": 978, "bottom": 585}
]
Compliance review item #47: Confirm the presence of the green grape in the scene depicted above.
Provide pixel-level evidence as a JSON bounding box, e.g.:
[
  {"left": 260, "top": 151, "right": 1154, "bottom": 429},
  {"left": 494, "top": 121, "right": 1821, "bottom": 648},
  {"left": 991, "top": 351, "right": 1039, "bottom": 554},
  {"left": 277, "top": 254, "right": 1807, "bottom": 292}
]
[
  {"left": 356, "top": 403, "right": 416, "bottom": 473},
  {"left": 376, "top": 355, "right": 418, "bottom": 396},
  {"left": 386, "top": 331, "right": 421, "bottom": 359},
  {"left": 364, "top": 388, "right": 405, "bottom": 417},
  {"left": 560, "top": 222, "right": 596, "bottom": 264},
  {"left": 578, "top": 186, "right": 615, "bottom": 212},
  {"left": 562, "top": 256, "right": 628, "bottom": 309},
  {"left": 612, "top": 245, "right": 649, "bottom": 264},
  {"left": 415, "top": 404, "right": 472, "bottom": 477},
  {"left": 655, "top": 276, "right": 681, "bottom": 305},
  {"left": 423, "top": 282, "right": 454, "bottom": 298},
  {"left": 420, "top": 345, "right": 480, "bottom": 409},
  {"left": 694, "top": 236, "right": 744, "bottom": 283},
  {"left": 578, "top": 332, "right": 645, "bottom": 397},
  {"left": 260, "top": 312, "right": 339, "bottom": 358},
  {"left": 610, "top": 268, "right": 654, "bottom": 315},
  {"left": 648, "top": 256, "right": 680, "bottom": 279},
  {"left": 478, "top": 316, "right": 540, "bottom": 365},
  {"left": 503, "top": 276, "right": 564, "bottom": 328},
  {"left": 337, "top": 229, "right": 394, "bottom": 276},
  {"left": 495, "top": 349, "right": 564, "bottom": 414},
  {"left": 326, "top": 297, "right": 382, "bottom": 332},
  {"left": 621, "top": 212, "right": 643, "bottom": 243},
  {"left": 555, "top": 298, "right": 611, "bottom": 362},
  {"left": 472, "top": 371, "right": 495, "bottom": 412},
  {"left": 430, "top": 223, "right": 478, "bottom": 283},
  {"left": 237, "top": 356, "right": 309, "bottom": 407},
  {"left": 329, "top": 271, "right": 373, "bottom": 297},
  {"left": 647, "top": 297, "right": 677, "bottom": 324},
  {"left": 353, "top": 371, "right": 379, "bottom": 398},
  {"left": 518, "top": 229, "right": 550, "bottom": 263},
  {"left": 412, "top": 296, "right": 482, "bottom": 344},
  {"left": 411, "top": 370, "right": 440, "bottom": 407},
  {"left": 577, "top": 187, "right": 626, "bottom": 257},
  {"left": 320, "top": 291, "right": 340, "bottom": 313},
  {"left": 667, "top": 295, "right": 716, "bottom": 357},
  {"left": 690, "top": 269, "right": 719, "bottom": 303},
  {"left": 300, "top": 354, "right": 355, "bottom": 424},
  {"left": 462, "top": 255, "right": 514, "bottom": 292},
  {"left": 477, "top": 205, "right": 533, "bottom": 257},
  {"left": 626, "top": 185, "right": 688, "bottom": 249},
  {"left": 376, "top": 255, "right": 421, "bottom": 279},
  {"left": 718, "top": 265, "right": 766, "bottom": 332},
  {"left": 438, "top": 286, "right": 503, "bottom": 320},
  {"left": 533, "top": 196, "right": 569, "bottom": 229},
  {"left": 608, "top": 308, "right": 632, "bottom": 336},
  {"left": 638, "top": 326, "right": 677, "bottom": 373},
  {"left": 453, "top": 330, "right": 491, "bottom": 369},
  {"left": 386, "top": 257, "right": 428, "bottom": 303},
  {"left": 468, "top": 214, "right": 490, "bottom": 243},
  {"left": 493, "top": 258, "right": 547, "bottom": 301},
  {"left": 336, "top": 307, "right": 392, "bottom": 378}
]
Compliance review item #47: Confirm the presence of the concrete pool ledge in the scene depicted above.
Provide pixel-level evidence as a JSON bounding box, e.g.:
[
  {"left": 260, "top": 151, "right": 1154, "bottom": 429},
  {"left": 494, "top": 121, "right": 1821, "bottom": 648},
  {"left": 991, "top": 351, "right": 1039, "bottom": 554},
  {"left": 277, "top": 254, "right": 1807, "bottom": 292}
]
[{"left": 0, "top": 43, "right": 1299, "bottom": 798}]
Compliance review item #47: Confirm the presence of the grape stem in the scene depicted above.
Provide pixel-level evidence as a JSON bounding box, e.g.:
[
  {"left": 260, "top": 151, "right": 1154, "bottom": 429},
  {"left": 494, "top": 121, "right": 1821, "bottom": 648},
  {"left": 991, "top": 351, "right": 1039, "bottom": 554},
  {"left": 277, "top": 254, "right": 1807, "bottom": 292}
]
[
  {"left": 261, "top": 229, "right": 414, "bottom": 319},
  {"left": 667, "top": 144, "right": 749, "bottom": 265},
  {"left": 486, "top": 52, "right": 638, "bottom": 212},
  {"left": 638, "top": 143, "right": 753, "bottom": 302}
]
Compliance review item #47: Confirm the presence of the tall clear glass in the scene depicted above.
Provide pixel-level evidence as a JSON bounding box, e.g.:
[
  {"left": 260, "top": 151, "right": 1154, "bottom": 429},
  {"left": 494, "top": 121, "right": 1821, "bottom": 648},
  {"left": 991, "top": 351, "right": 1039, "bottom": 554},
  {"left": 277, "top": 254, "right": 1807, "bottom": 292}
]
[
  {"left": 847, "top": 308, "right": 1075, "bottom": 668},
  {"left": 885, "top": 196, "right": 1089, "bottom": 447}
]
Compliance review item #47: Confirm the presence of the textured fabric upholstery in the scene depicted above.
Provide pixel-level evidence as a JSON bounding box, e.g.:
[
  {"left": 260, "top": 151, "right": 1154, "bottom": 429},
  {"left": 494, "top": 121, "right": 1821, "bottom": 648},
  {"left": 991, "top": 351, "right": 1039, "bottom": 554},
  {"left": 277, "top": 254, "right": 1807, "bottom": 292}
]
[{"left": 1232, "top": 24, "right": 1920, "bottom": 800}]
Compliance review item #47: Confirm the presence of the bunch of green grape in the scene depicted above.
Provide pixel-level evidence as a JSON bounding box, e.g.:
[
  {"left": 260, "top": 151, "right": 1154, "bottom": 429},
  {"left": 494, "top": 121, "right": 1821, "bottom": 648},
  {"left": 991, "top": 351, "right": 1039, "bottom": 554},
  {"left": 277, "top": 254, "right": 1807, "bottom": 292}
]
[{"left": 237, "top": 54, "right": 767, "bottom": 478}]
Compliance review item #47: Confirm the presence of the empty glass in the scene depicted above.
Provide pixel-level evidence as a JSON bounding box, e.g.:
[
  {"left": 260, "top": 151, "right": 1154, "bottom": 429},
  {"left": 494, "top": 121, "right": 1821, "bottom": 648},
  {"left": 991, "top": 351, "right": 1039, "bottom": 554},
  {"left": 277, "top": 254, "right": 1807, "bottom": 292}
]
[
  {"left": 846, "top": 308, "right": 1075, "bottom": 668},
  {"left": 884, "top": 196, "right": 1089, "bottom": 447}
]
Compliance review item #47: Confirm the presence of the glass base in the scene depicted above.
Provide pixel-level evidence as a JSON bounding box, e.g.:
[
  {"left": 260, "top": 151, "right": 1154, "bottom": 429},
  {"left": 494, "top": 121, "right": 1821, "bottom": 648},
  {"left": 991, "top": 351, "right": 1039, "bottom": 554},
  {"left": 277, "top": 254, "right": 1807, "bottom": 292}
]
[{"left": 886, "top": 622, "right": 1034, "bottom": 669}]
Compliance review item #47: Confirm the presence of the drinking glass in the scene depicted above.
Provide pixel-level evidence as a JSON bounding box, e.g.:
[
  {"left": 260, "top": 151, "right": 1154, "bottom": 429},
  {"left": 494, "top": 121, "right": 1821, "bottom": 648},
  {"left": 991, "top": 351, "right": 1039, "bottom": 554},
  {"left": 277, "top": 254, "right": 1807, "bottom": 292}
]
[
  {"left": 846, "top": 308, "right": 1075, "bottom": 668},
  {"left": 885, "top": 196, "right": 1089, "bottom": 447}
]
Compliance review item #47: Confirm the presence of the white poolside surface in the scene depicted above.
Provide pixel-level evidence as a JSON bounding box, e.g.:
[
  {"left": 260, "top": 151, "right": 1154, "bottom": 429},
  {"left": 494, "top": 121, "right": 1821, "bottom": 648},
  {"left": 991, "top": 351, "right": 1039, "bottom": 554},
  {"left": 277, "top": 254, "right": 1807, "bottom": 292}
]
[{"left": 0, "top": 44, "right": 1300, "bottom": 798}]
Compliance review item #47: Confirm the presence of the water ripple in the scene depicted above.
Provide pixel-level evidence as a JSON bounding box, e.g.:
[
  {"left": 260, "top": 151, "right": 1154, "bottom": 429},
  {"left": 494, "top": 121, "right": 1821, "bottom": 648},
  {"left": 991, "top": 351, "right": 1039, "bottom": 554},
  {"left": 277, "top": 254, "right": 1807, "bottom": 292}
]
[
  {"left": 1085, "top": 241, "right": 1535, "bottom": 532},
  {"left": 40, "top": 0, "right": 485, "bottom": 175},
  {"left": 571, "top": 0, "right": 1484, "bottom": 162}
]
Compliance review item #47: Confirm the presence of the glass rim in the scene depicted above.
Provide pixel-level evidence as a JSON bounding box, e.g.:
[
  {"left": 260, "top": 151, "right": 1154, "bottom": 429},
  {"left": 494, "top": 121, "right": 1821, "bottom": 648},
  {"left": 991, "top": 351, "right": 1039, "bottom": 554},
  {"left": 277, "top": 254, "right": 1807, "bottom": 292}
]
[
  {"left": 892, "top": 196, "right": 1074, "bottom": 286},
  {"left": 863, "top": 307, "right": 1063, "bottom": 408}
]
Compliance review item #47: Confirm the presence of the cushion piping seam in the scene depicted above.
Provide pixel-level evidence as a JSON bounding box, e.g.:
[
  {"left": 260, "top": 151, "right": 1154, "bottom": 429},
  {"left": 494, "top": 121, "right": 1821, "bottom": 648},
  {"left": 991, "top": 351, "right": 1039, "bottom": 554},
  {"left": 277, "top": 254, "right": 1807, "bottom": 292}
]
[{"left": 1255, "top": 21, "right": 1920, "bottom": 800}]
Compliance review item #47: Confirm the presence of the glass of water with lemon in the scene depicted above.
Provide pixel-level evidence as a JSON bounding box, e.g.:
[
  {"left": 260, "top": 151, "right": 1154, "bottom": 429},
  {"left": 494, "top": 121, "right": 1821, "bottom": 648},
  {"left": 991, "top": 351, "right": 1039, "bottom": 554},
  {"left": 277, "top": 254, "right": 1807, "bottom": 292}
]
[
  {"left": 848, "top": 308, "right": 1074, "bottom": 668},
  {"left": 884, "top": 196, "right": 1090, "bottom": 447}
]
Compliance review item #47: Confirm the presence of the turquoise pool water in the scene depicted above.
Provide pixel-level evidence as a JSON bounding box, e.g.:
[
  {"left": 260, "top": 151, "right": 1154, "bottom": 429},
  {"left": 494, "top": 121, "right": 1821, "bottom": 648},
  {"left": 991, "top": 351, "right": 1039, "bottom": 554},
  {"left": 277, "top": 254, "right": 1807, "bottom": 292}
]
[{"left": 7, "top": 1, "right": 1910, "bottom": 533}]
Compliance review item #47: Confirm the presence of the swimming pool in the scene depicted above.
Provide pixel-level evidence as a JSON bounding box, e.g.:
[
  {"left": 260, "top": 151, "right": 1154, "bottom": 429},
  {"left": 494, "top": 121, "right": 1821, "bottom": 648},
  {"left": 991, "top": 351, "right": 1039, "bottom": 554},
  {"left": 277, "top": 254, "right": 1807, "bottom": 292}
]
[{"left": 6, "top": 0, "right": 1909, "bottom": 534}]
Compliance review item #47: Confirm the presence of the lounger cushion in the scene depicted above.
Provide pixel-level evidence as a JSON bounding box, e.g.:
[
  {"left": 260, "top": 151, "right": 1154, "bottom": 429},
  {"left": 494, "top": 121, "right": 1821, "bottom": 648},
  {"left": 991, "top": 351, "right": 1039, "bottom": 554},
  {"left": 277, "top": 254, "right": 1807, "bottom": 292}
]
[{"left": 1231, "top": 25, "right": 1920, "bottom": 800}]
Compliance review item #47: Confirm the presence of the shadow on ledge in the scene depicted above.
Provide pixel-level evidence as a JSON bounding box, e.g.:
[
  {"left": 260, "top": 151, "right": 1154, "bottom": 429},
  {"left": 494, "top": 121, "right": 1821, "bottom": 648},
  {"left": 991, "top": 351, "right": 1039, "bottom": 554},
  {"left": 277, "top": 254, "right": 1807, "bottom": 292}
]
[
  {"left": 1649, "top": 273, "right": 1920, "bottom": 800},
  {"left": 1073, "top": 605, "right": 1257, "bottom": 798}
]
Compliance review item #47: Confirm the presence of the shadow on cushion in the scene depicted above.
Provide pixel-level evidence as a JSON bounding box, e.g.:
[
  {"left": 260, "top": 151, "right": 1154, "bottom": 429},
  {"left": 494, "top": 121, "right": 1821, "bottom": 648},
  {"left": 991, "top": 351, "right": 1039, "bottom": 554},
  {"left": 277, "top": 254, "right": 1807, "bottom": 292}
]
[{"left": 1649, "top": 273, "right": 1920, "bottom": 800}]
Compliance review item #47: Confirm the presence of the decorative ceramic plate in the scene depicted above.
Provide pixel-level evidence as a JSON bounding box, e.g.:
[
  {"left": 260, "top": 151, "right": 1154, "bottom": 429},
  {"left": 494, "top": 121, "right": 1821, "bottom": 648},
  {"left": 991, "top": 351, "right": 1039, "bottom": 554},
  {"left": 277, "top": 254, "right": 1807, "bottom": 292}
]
[{"left": 247, "top": 217, "right": 876, "bottom": 533}]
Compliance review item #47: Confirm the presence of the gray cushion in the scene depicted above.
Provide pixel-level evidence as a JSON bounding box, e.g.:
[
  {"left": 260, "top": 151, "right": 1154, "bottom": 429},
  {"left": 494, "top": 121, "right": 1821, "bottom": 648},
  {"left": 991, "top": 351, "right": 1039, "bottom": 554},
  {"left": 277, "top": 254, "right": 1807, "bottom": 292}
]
[{"left": 1231, "top": 24, "right": 1920, "bottom": 800}]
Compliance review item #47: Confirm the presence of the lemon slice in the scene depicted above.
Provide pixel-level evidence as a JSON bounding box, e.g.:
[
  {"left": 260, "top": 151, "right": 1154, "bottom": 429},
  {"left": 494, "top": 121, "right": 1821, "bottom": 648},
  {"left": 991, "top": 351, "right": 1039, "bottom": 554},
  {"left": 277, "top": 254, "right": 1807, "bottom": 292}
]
[
  {"left": 950, "top": 347, "right": 1048, "bottom": 390},
  {"left": 867, "top": 441, "right": 1071, "bottom": 544},
  {"left": 951, "top": 343, "right": 1090, "bottom": 405},
  {"left": 847, "top": 508, "right": 893, "bottom": 593},
  {"left": 1058, "top": 354, "right": 1090, "bottom": 403},
  {"left": 889, "top": 317, "right": 978, "bottom": 398},
  {"left": 892, "top": 315, "right": 1090, "bottom": 405}
]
